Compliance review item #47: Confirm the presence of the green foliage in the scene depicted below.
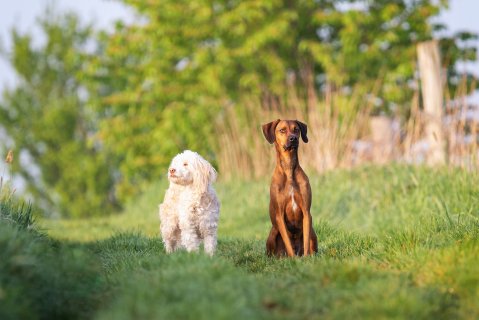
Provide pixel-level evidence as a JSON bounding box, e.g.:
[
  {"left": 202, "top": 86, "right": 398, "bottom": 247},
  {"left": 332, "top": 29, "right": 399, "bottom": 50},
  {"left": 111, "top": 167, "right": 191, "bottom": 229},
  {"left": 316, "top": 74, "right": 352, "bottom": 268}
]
[
  {"left": 1, "top": 1, "right": 477, "bottom": 216},
  {"left": 0, "top": 10, "right": 118, "bottom": 217},
  {"left": 41, "top": 165, "right": 479, "bottom": 242},
  {"left": 0, "top": 194, "right": 104, "bottom": 320},
  {"left": 0, "top": 188, "right": 34, "bottom": 230},
  {"left": 0, "top": 200, "right": 34, "bottom": 231},
  {"left": 441, "top": 30, "right": 479, "bottom": 96},
  {"left": 85, "top": 0, "right": 464, "bottom": 201},
  {"left": 33, "top": 166, "right": 479, "bottom": 318},
  {"left": 85, "top": 0, "right": 225, "bottom": 200},
  {"left": 93, "top": 238, "right": 268, "bottom": 320}
]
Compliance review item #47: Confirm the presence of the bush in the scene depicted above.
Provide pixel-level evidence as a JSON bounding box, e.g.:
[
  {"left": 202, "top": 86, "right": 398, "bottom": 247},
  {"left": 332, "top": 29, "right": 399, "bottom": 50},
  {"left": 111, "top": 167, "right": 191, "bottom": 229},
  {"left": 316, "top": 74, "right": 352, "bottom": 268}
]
[{"left": 0, "top": 197, "right": 105, "bottom": 320}]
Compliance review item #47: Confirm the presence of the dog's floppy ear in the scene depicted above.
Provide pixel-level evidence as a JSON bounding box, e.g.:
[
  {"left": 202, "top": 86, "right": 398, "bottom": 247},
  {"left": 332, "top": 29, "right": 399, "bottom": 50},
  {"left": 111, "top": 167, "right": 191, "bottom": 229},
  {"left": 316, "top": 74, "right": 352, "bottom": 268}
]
[
  {"left": 262, "top": 119, "right": 280, "bottom": 144},
  {"left": 192, "top": 153, "right": 216, "bottom": 193},
  {"left": 296, "top": 120, "right": 308, "bottom": 143}
]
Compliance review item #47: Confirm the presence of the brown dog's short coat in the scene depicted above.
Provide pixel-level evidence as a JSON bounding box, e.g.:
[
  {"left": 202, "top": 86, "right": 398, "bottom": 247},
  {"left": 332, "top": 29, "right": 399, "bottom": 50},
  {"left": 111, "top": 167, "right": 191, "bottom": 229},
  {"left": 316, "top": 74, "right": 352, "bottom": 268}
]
[{"left": 262, "top": 119, "right": 318, "bottom": 257}]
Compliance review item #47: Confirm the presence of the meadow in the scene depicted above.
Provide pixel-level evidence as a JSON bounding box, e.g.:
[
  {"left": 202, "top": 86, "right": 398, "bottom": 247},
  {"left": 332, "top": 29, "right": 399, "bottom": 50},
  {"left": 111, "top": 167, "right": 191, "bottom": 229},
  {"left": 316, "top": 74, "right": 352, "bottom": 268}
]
[
  {"left": 1, "top": 1, "right": 478, "bottom": 319},
  {"left": 1, "top": 165, "right": 478, "bottom": 319}
]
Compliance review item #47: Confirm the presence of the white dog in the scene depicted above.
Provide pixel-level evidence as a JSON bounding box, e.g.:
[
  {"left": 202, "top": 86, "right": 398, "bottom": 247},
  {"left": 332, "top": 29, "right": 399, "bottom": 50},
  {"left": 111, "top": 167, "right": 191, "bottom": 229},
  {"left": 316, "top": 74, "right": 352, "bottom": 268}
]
[{"left": 159, "top": 150, "right": 220, "bottom": 256}]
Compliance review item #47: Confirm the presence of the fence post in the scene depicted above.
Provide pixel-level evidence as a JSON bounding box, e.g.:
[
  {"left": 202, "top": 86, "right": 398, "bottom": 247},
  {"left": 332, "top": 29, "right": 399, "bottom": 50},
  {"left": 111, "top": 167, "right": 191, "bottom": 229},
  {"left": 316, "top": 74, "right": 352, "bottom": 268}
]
[{"left": 417, "top": 40, "right": 446, "bottom": 166}]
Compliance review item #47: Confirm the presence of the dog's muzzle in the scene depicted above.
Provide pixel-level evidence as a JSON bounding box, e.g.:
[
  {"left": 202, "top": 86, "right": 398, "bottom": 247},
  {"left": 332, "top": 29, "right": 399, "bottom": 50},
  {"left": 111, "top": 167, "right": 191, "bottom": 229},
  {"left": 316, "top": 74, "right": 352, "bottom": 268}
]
[{"left": 283, "top": 136, "right": 299, "bottom": 150}]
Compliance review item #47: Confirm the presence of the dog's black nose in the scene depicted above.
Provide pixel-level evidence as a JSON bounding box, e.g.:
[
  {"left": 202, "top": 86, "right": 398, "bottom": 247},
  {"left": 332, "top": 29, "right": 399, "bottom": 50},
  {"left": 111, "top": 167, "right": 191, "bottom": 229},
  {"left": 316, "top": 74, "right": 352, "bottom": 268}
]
[{"left": 289, "top": 136, "right": 298, "bottom": 142}]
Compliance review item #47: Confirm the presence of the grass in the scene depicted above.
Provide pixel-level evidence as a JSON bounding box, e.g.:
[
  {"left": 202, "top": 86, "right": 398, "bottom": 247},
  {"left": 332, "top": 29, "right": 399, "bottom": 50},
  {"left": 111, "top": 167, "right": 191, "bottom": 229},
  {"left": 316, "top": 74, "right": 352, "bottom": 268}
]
[
  {"left": 2, "top": 165, "right": 479, "bottom": 319},
  {"left": 0, "top": 194, "right": 104, "bottom": 320}
]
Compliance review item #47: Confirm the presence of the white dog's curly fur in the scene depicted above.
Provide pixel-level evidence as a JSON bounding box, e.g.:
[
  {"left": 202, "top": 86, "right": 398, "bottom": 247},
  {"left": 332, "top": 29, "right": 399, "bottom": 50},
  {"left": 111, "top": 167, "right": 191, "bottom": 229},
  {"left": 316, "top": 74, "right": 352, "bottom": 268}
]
[{"left": 159, "top": 150, "right": 220, "bottom": 256}]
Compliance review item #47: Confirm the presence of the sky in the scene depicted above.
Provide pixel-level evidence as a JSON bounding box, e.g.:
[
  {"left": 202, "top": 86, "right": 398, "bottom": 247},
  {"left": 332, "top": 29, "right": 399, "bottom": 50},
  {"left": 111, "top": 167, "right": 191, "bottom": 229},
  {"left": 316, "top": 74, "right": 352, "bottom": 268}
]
[
  {"left": 0, "top": 0, "right": 134, "bottom": 90},
  {"left": 436, "top": 0, "right": 479, "bottom": 80}
]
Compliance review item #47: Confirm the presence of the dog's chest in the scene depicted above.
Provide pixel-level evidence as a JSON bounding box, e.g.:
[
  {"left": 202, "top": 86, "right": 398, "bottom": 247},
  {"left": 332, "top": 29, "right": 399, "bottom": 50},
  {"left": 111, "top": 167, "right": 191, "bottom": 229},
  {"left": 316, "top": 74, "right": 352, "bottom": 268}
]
[
  {"left": 288, "top": 186, "right": 299, "bottom": 211},
  {"left": 284, "top": 186, "right": 302, "bottom": 229}
]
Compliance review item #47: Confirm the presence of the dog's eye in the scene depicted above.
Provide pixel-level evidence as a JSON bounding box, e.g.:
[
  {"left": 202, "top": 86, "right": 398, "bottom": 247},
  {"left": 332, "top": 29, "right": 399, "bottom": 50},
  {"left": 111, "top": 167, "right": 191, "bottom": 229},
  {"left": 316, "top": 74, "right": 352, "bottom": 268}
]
[
  {"left": 183, "top": 162, "right": 188, "bottom": 166},
  {"left": 293, "top": 127, "right": 299, "bottom": 133},
  {"left": 279, "top": 128, "right": 286, "bottom": 133}
]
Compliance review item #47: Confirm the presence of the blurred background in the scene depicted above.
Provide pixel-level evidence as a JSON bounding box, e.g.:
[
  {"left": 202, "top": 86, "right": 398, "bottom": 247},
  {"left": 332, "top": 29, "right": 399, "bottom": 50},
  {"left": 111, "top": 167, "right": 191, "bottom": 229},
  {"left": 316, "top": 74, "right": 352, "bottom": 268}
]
[{"left": 0, "top": 0, "right": 478, "bottom": 218}]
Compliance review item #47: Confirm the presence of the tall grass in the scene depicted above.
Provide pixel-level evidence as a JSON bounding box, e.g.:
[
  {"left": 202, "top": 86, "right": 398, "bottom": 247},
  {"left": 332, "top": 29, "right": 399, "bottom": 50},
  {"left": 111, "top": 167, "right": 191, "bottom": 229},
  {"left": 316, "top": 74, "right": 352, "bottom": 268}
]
[
  {"left": 0, "top": 151, "right": 105, "bottom": 320},
  {"left": 444, "top": 78, "right": 479, "bottom": 169},
  {"left": 37, "top": 165, "right": 479, "bottom": 319},
  {"left": 216, "top": 87, "right": 370, "bottom": 180},
  {"left": 217, "top": 76, "right": 479, "bottom": 180}
]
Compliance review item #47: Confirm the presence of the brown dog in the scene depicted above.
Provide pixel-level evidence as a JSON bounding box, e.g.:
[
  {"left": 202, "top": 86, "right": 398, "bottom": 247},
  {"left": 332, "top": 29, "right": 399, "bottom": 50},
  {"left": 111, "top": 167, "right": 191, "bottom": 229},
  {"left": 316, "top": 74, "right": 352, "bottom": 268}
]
[{"left": 262, "top": 119, "right": 318, "bottom": 257}]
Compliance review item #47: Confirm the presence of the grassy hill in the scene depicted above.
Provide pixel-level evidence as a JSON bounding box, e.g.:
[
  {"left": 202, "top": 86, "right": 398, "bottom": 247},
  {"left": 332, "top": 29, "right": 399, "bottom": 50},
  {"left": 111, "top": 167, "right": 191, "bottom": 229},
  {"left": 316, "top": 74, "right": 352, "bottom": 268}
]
[{"left": 2, "top": 165, "right": 479, "bottom": 319}]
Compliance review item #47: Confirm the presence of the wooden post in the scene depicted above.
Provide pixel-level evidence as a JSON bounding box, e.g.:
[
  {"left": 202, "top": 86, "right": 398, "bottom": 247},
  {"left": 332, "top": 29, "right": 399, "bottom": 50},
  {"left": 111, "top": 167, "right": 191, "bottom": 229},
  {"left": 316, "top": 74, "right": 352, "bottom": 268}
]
[{"left": 417, "top": 40, "right": 446, "bottom": 166}]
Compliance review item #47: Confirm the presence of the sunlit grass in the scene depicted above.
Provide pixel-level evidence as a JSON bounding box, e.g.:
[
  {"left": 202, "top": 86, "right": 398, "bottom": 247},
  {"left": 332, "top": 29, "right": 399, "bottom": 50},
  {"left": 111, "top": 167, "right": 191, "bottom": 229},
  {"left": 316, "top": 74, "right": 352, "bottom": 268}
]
[
  {"left": 40, "top": 165, "right": 479, "bottom": 241},
  {"left": 13, "top": 165, "right": 479, "bottom": 318}
]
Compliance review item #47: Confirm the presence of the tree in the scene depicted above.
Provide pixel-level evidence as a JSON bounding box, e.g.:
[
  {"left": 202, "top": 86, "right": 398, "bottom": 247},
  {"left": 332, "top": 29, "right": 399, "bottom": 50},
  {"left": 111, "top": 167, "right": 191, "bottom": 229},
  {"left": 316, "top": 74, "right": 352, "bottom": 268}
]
[
  {"left": 0, "top": 10, "right": 118, "bottom": 217},
  {"left": 1, "top": 1, "right": 475, "bottom": 216},
  {"left": 85, "top": 0, "right": 225, "bottom": 200},
  {"left": 86, "top": 0, "right": 472, "bottom": 200}
]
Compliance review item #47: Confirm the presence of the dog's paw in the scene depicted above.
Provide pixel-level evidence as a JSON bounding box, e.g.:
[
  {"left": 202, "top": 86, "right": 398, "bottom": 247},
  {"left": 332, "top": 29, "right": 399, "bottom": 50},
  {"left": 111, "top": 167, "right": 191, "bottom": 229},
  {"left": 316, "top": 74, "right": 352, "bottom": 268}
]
[{"left": 164, "top": 243, "right": 177, "bottom": 254}]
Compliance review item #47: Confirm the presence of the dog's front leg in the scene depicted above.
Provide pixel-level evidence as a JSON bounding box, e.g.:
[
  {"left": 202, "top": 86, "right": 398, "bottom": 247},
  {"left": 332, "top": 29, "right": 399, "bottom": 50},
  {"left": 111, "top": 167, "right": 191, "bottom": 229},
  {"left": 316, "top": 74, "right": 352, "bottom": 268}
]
[
  {"left": 159, "top": 204, "right": 180, "bottom": 253},
  {"left": 203, "top": 233, "right": 216, "bottom": 256},
  {"left": 273, "top": 201, "right": 295, "bottom": 257},
  {"left": 266, "top": 227, "right": 278, "bottom": 256},
  {"left": 276, "top": 216, "right": 295, "bottom": 257},
  {"left": 179, "top": 224, "right": 200, "bottom": 253},
  {"left": 298, "top": 182, "right": 313, "bottom": 256},
  {"left": 200, "top": 220, "right": 218, "bottom": 256},
  {"left": 162, "top": 228, "right": 180, "bottom": 253},
  {"left": 302, "top": 212, "right": 312, "bottom": 256},
  {"left": 178, "top": 204, "right": 200, "bottom": 253}
]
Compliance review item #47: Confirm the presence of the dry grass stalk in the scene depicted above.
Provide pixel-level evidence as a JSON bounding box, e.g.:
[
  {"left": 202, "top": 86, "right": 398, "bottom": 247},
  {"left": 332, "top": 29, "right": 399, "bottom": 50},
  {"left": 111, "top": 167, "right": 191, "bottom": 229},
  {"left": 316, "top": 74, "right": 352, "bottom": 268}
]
[
  {"left": 5, "top": 150, "right": 13, "bottom": 164},
  {"left": 1, "top": 150, "right": 16, "bottom": 200},
  {"left": 216, "top": 72, "right": 479, "bottom": 180},
  {"left": 216, "top": 84, "right": 371, "bottom": 180}
]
